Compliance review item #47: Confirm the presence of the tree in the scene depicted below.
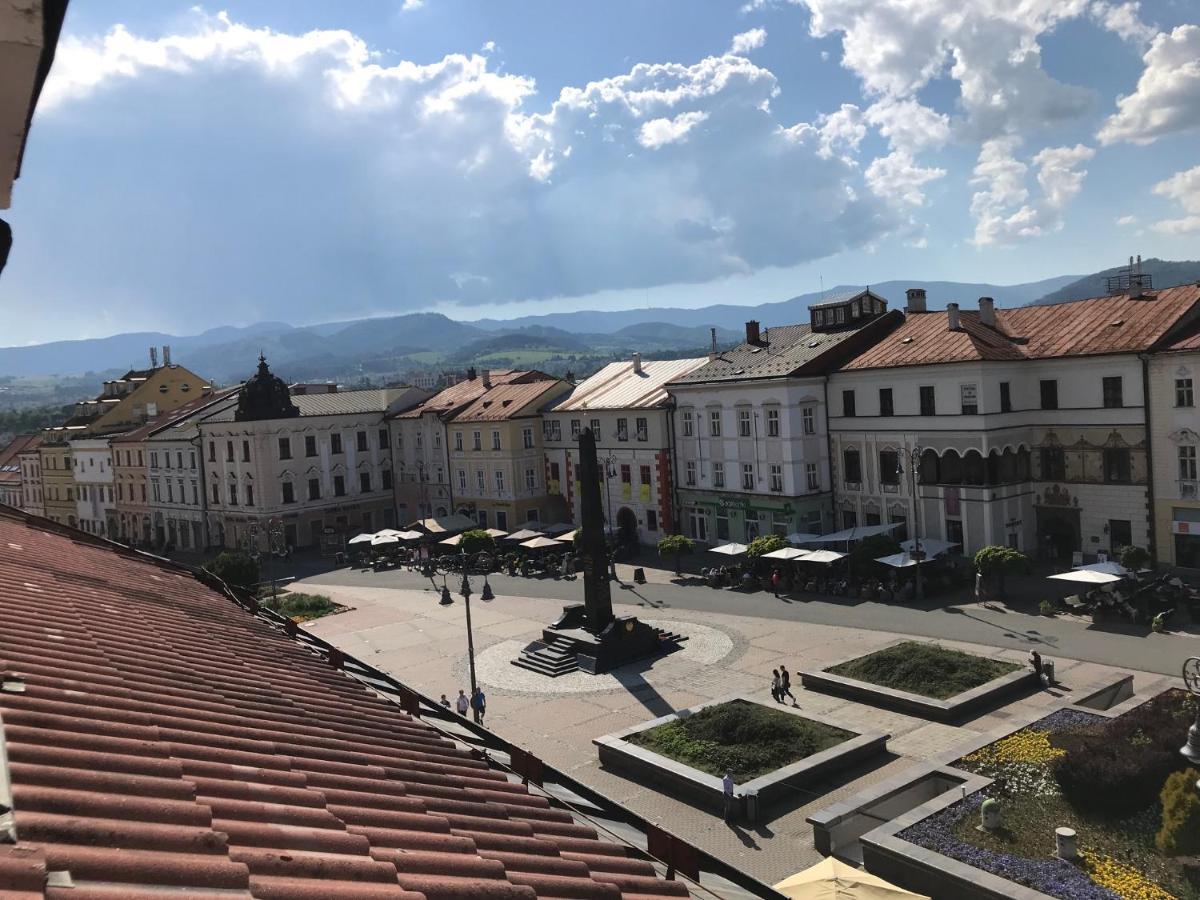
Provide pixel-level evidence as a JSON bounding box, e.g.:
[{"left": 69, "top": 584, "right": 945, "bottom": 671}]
[
  {"left": 204, "top": 551, "right": 260, "bottom": 593},
  {"left": 1118, "top": 545, "right": 1150, "bottom": 572},
  {"left": 657, "top": 534, "right": 695, "bottom": 576},
  {"left": 848, "top": 534, "right": 902, "bottom": 575},
  {"left": 459, "top": 529, "right": 497, "bottom": 556},
  {"left": 1156, "top": 768, "right": 1200, "bottom": 856},
  {"left": 746, "top": 533, "right": 787, "bottom": 558},
  {"left": 973, "top": 545, "right": 1029, "bottom": 598}
]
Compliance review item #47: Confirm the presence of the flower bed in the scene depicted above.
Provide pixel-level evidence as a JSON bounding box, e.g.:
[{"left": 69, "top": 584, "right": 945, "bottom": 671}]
[
  {"left": 901, "top": 699, "right": 1200, "bottom": 900},
  {"left": 825, "top": 641, "right": 1020, "bottom": 700}
]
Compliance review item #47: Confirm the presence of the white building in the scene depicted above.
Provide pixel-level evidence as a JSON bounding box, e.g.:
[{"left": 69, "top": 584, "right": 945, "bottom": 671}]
[
  {"left": 1148, "top": 326, "right": 1200, "bottom": 568},
  {"left": 542, "top": 354, "right": 706, "bottom": 543},
  {"left": 71, "top": 438, "right": 117, "bottom": 538},
  {"left": 669, "top": 294, "right": 902, "bottom": 544},
  {"left": 828, "top": 284, "right": 1200, "bottom": 562}
]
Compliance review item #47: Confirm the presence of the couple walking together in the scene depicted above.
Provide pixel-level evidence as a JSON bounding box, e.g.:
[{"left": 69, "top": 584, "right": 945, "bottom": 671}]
[{"left": 771, "top": 666, "right": 797, "bottom": 705}]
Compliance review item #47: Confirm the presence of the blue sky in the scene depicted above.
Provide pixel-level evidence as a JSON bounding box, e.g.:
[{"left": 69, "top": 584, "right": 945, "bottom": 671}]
[{"left": 4, "top": 0, "right": 1199, "bottom": 343}]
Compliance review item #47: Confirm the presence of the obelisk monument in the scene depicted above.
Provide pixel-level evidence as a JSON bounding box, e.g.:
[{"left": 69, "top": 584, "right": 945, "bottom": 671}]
[{"left": 576, "top": 427, "right": 614, "bottom": 630}]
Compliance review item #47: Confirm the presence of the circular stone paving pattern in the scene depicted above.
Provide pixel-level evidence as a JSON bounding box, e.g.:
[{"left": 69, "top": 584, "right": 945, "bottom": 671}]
[{"left": 472, "top": 620, "right": 735, "bottom": 695}]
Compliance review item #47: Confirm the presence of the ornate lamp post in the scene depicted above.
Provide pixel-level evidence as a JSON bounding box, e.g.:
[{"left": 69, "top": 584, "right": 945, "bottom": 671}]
[
  {"left": 896, "top": 447, "right": 925, "bottom": 603},
  {"left": 1181, "top": 657, "right": 1200, "bottom": 791},
  {"left": 436, "top": 552, "right": 495, "bottom": 708}
]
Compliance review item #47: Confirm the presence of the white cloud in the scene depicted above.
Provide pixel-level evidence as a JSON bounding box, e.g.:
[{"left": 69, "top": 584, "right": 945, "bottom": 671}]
[
  {"left": 638, "top": 110, "right": 710, "bottom": 148},
  {"left": 814, "top": 103, "right": 866, "bottom": 158},
  {"left": 730, "top": 28, "right": 767, "bottom": 54},
  {"left": 863, "top": 98, "right": 950, "bottom": 154},
  {"left": 969, "top": 139, "right": 1094, "bottom": 244},
  {"left": 17, "top": 12, "right": 897, "bottom": 335},
  {"left": 1115, "top": 214, "right": 1137, "bottom": 226},
  {"left": 1151, "top": 165, "right": 1200, "bottom": 234},
  {"left": 1089, "top": 1, "right": 1155, "bottom": 44},
  {"left": 401, "top": 0, "right": 424, "bottom": 10},
  {"left": 1098, "top": 25, "right": 1200, "bottom": 145},
  {"left": 865, "top": 150, "right": 945, "bottom": 207}
]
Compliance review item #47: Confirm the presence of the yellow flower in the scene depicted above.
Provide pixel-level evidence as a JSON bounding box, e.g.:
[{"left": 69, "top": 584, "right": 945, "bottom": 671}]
[
  {"left": 962, "top": 729, "right": 1065, "bottom": 768},
  {"left": 1080, "top": 850, "right": 1176, "bottom": 900}
]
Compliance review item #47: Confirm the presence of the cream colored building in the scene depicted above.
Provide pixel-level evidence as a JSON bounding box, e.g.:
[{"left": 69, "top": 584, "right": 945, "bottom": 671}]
[
  {"left": 39, "top": 441, "right": 75, "bottom": 526},
  {"left": 17, "top": 436, "right": 43, "bottom": 516},
  {"left": 1149, "top": 338, "right": 1200, "bottom": 568}
]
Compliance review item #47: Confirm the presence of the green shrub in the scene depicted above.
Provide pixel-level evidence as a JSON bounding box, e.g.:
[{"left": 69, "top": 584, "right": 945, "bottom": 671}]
[
  {"left": 1157, "top": 768, "right": 1200, "bottom": 856},
  {"left": 262, "top": 591, "right": 338, "bottom": 621},
  {"left": 1052, "top": 691, "right": 1195, "bottom": 817},
  {"left": 657, "top": 534, "right": 695, "bottom": 575},
  {"left": 459, "top": 529, "right": 496, "bottom": 556},
  {"left": 746, "top": 534, "right": 787, "bottom": 558},
  {"left": 204, "top": 551, "right": 260, "bottom": 592},
  {"left": 848, "top": 534, "right": 902, "bottom": 575},
  {"left": 1119, "top": 545, "right": 1151, "bottom": 572},
  {"left": 826, "top": 641, "right": 1020, "bottom": 700},
  {"left": 1038, "top": 599, "right": 1056, "bottom": 616},
  {"left": 973, "top": 545, "right": 1029, "bottom": 597}
]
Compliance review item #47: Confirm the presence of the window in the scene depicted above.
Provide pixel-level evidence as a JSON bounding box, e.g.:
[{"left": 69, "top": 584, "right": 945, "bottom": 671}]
[
  {"left": 713, "top": 461, "right": 725, "bottom": 487},
  {"left": 960, "top": 384, "right": 978, "bottom": 416},
  {"left": 620, "top": 464, "right": 631, "bottom": 487},
  {"left": 278, "top": 437, "right": 291, "bottom": 460},
  {"left": 741, "top": 463, "right": 755, "bottom": 490},
  {"left": 308, "top": 478, "right": 320, "bottom": 500},
  {"left": 454, "top": 431, "right": 463, "bottom": 451},
  {"left": 191, "top": 482, "right": 199, "bottom": 504},
  {"left": 150, "top": 451, "right": 159, "bottom": 469},
  {"left": 331, "top": 433, "right": 343, "bottom": 454},
  {"left": 769, "top": 464, "right": 783, "bottom": 492},
  {"left": 766, "top": 408, "right": 780, "bottom": 437},
  {"left": 946, "top": 519, "right": 964, "bottom": 546},
  {"left": 879, "top": 388, "right": 894, "bottom": 417},
  {"left": 738, "top": 409, "right": 752, "bottom": 437},
  {"left": 1180, "top": 446, "right": 1197, "bottom": 481},
  {"left": 1000, "top": 381, "right": 1011, "bottom": 413},
  {"left": 382, "top": 469, "right": 393, "bottom": 490},
  {"left": 802, "top": 407, "right": 815, "bottom": 435},
  {"left": 1040, "top": 379, "right": 1058, "bottom": 410},
  {"left": 396, "top": 433, "right": 404, "bottom": 449},
  {"left": 242, "top": 440, "right": 250, "bottom": 462},
  {"left": 473, "top": 431, "right": 482, "bottom": 451},
  {"left": 305, "top": 435, "right": 317, "bottom": 457},
  {"left": 415, "top": 433, "right": 423, "bottom": 450},
  {"left": 1102, "top": 376, "right": 1123, "bottom": 409},
  {"left": 152, "top": 481, "right": 161, "bottom": 502},
  {"left": 495, "top": 470, "right": 505, "bottom": 493},
  {"left": 164, "top": 452, "right": 172, "bottom": 469},
  {"left": 245, "top": 484, "right": 255, "bottom": 507},
  {"left": 379, "top": 428, "right": 388, "bottom": 449},
  {"left": 880, "top": 449, "right": 899, "bottom": 484},
  {"left": 492, "top": 431, "right": 501, "bottom": 450},
  {"left": 1176, "top": 378, "right": 1194, "bottom": 408},
  {"left": 334, "top": 475, "right": 346, "bottom": 497},
  {"left": 542, "top": 420, "right": 559, "bottom": 442},
  {"left": 617, "top": 418, "right": 629, "bottom": 441},
  {"left": 920, "top": 385, "right": 936, "bottom": 416},
  {"left": 359, "top": 472, "right": 371, "bottom": 493},
  {"left": 525, "top": 467, "right": 536, "bottom": 490},
  {"left": 228, "top": 483, "right": 238, "bottom": 505},
  {"left": 682, "top": 410, "right": 694, "bottom": 437},
  {"left": 640, "top": 465, "right": 652, "bottom": 486},
  {"left": 433, "top": 430, "right": 441, "bottom": 449},
  {"left": 1041, "top": 447, "right": 1066, "bottom": 481},
  {"left": 211, "top": 483, "right": 219, "bottom": 504},
  {"left": 208, "top": 441, "right": 216, "bottom": 462},
  {"left": 646, "top": 510, "right": 658, "bottom": 531},
  {"left": 226, "top": 440, "right": 234, "bottom": 462},
  {"left": 636, "top": 417, "right": 648, "bottom": 441},
  {"left": 709, "top": 410, "right": 722, "bottom": 437},
  {"left": 476, "top": 470, "right": 486, "bottom": 493},
  {"left": 570, "top": 419, "right": 581, "bottom": 438},
  {"left": 686, "top": 460, "right": 696, "bottom": 486},
  {"left": 842, "top": 390, "right": 856, "bottom": 417},
  {"left": 458, "top": 469, "right": 467, "bottom": 491},
  {"left": 806, "top": 462, "right": 819, "bottom": 491},
  {"left": 843, "top": 448, "right": 862, "bottom": 484},
  {"left": 1104, "top": 448, "right": 1131, "bottom": 484},
  {"left": 356, "top": 431, "right": 368, "bottom": 452},
  {"left": 523, "top": 427, "right": 535, "bottom": 449}
]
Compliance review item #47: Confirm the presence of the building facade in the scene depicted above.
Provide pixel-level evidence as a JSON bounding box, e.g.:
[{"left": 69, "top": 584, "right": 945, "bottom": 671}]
[
  {"left": 542, "top": 355, "right": 705, "bottom": 543},
  {"left": 18, "top": 438, "right": 44, "bottom": 516},
  {"left": 71, "top": 438, "right": 116, "bottom": 537},
  {"left": 669, "top": 295, "right": 902, "bottom": 544},
  {"left": 1148, "top": 339, "right": 1200, "bottom": 567},
  {"left": 39, "top": 441, "right": 75, "bottom": 526}
]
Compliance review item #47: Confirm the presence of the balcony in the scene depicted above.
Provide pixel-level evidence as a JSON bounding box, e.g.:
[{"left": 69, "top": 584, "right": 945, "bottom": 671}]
[{"left": 1182, "top": 480, "right": 1198, "bottom": 500}]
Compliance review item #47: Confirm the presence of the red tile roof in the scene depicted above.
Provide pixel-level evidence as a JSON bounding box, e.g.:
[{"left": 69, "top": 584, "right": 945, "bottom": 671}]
[
  {"left": 0, "top": 509, "right": 687, "bottom": 899},
  {"left": 449, "top": 381, "right": 568, "bottom": 423},
  {"left": 0, "top": 434, "right": 41, "bottom": 486},
  {"left": 842, "top": 285, "right": 1200, "bottom": 370},
  {"left": 111, "top": 388, "right": 240, "bottom": 444}
]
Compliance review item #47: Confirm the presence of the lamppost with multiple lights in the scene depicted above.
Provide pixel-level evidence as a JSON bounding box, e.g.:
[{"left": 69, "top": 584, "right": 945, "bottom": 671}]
[
  {"left": 895, "top": 446, "right": 925, "bottom": 603},
  {"left": 436, "top": 552, "right": 495, "bottom": 710},
  {"left": 1181, "top": 656, "right": 1200, "bottom": 792}
]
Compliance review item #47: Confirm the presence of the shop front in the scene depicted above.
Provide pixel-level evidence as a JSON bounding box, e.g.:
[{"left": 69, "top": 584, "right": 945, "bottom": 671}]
[{"left": 677, "top": 489, "right": 825, "bottom": 544}]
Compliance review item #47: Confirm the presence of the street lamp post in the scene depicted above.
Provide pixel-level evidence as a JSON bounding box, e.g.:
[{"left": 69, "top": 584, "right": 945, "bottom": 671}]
[
  {"left": 898, "top": 447, "right": 925, "bottom": 603},
  {"left": 1182, "top": 657, "right": 1200, "bottom": 792},
  {"left": 437, "top": 553, "right": 495, "bottom": 719},
  {"left": 602, "top": 454, "right": 617, "bottom": 534}
]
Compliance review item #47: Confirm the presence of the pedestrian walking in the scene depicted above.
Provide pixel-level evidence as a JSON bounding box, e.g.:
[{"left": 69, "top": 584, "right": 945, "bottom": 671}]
[
  {"left": 455, "top": 689, "right": 469, "bottom": 716},
  {"left": 471, "top": 686, "right": 487, "bottom": 724},
  {"left": 779, "top": 665, "right": 797, "bottom": 706},
  {"left": 722, "top": 772, "right": 736, "bottom": 823},
  {"left": 771, "top": 668, "right": 782, "bottom": 703},
  {"left": 771, "top": 568, "right": 782, "bottom": 598},
  {"left": 439, "top": 694, "right": 451, "bottom": 709}
]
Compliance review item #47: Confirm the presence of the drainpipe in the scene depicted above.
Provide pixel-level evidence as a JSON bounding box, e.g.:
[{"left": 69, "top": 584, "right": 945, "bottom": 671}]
[
  {"left": 195, "top": 433, "right": 211, "bottom": 549},
  {"left": 667, "top": 400, "right": 680, "bottom": 535},
  {"left": 1140, "top": 353, "right": 1158, "bottom": 565},
  {"left": 442, "top": 419, "right": 455, "bottom": 513},
  {"left": 822, "top": 376, "right": 835, "bottom": 532}
]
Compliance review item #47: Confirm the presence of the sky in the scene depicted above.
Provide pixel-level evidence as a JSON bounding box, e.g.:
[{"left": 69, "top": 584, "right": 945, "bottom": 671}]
[{"left": 2, "top": 0, "right": 1199, "bottom": 344}]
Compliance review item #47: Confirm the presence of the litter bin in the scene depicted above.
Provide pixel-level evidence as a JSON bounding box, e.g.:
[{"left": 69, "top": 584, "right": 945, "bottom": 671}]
[
  {"left": 633, "top": 567, "right": 646, "bottom": 584},
  {"left": 742, "top": 789, "right": 759, "bottom": 823},
  {"left": 1042, "top": 659, "right": 1055, "bottom": 685}
]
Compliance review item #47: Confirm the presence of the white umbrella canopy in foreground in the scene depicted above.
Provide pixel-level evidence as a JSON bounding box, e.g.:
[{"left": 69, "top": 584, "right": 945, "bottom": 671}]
[
  {"left": 506, "top": 529, "right": 544, "bottom": 542},
  {"left": 347, "top": 533, "right": 375, "bottom": 545},
  {"left": 709, "top": 542, "right": 749, "bottom": 556},
  {"left": 875, "top": 553, "right": 935, "bottom": 568},
  {"left": 801, "top": 549, "right": 848, "bottom": 564},
  {"left": 1072, "top": 560, "right": 1131, "bottom": 577},
  {"left": 439, "top": 534, "right": 465, "bottom": 547},
  {"left": 484, "top": 528, "right": 509, "bottom": 538},
  {"left": 393, "top": 530, "right": 424, "bottom": 541},
  {"left": 371, "top": 534, "right": 400, "bottom": 546},
  {"left": 1048, "top": 569, "right": 1123, "bottom": 584},
  {"left": 899, "top": 538, "right": 958, "bottom": 557},
  {"left": 774, "top": 857, "right": 929, "bottom": 899},
  {"left": 762, "top": 547, "right": 810, "bottom": 561},
  {"left": 786, "top": 532, "right": 825, "bottom": 544},
  {"left": 554, "top": 529, "right": 579, "bottom": 543},
  {"left": 520, "top": 536, "right": 562, "bottom": 550}
]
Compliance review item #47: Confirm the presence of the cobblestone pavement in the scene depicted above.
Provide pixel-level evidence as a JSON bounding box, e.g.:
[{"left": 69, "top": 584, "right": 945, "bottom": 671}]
[{"left": 300, "top": 577, "right": 1176, "bottom": 887}]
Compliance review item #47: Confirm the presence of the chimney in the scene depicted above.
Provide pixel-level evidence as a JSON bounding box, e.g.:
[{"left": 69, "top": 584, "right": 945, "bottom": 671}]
[
  {"left": 710, "top": 328, "right": 718, "bottom": 354},
  {"left": 482, "top": 369, "right": 492, "bottom": 388},
  {"left": 149, "top": 347, "right": 158, "bottom": 368},
  {"left": 162, "top": 345, "right": 172, "bottom": 366},
  {"left": 978, "top": 297, "right": 995, "bottom": 328},
  {"left": 467, "top": 366, "right": 477, "bottom": 381},
  {"left": 745, "top": 320, "right": 761, "bottom": 345},
  {"left": 632, "top": 352, "right": 643, "bottom": 375},
  {"left": 905, "top": 288, "right": 927, "bottom": 314},
  {"left": 947, "top": 302, "right": 961, "bottom": 331}
]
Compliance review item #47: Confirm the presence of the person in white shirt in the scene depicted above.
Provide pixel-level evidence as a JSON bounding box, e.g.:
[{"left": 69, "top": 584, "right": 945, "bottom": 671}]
[
  {"left": 722, "top": 772, "right": 736, "bottom": 822},
  {"left": 455, "top": 689, "right": 469, "bottom": 716}
]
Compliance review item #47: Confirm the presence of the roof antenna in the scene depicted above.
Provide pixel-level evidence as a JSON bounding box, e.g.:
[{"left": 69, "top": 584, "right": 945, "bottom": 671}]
[
  {"left": 820, "top": 275, "right": 825, "bottom": 302},
  {"left": 710, "top": 327, "right": 717, "bottom": 354}
]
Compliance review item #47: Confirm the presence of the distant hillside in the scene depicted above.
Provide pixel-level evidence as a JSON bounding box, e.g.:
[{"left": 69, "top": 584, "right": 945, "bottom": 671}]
[{"left": 1032, "top": 259, "right": 1200, "bottom": 306}]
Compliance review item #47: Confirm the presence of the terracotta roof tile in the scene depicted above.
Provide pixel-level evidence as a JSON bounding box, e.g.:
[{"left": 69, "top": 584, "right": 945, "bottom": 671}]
[
  {"left": 390, "top": 371, "right": 551, "bottom": 420},
  {"left": 0, "top": 509, "right": 683, "bottom": 899},
  {"left": 450, "top": 381, "right": 569, "bottom": 422},
  {"left": 843, "top": 284, "right": 1200, "bottom": 370}
]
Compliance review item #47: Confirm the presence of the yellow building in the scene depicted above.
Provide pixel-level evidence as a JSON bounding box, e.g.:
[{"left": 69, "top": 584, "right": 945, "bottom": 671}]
[{"left": 39, "top": 441, "right": 75, "bottom": 526}]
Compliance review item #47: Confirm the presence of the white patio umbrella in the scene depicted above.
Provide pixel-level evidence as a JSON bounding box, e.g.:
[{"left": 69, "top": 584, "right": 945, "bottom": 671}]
[
  {"left": 371, "top": 534, "right": 400, "bottom": 546},
  {"left": 1048, "top": 569, "right": 1123, "bottom": 584},
  {"left": 484, "top": 527, "right": 509, "bottom": 538},
  {"left": 520, "top": 536, "right": 562, "bottom": 550},
  {"left": 1072, "top": 560, "right": 1131, "bottom": 577},
  {"left": 374, "top": 529, "right": 406, "bottom": 539},
  {"left": 763, "top": 547, "right": 810, "bottom": 561},
  {"left": 394, "top": 530, "right": 424, "bottom": 541},
  {"left": 540, "top": 522, "right": 575, "bottom": 537},
  {"left": 774, "top": 857, "right": 929, "bottom": 899},
  {"left": 801, "top": 549, "right": 848, "bottom": 564},
  {"left": 506, "top": 529, "right": 544, "bottom": 542},
  {"left": 709, "top": 542, "right": 749, "bottom": 556},
  {"left": 875, "top": 552, "right": 934, "bottom": 568},
  {"left": 348, "top": 533, "right": 375, "bottom": 545},
  {"left": 554, "top": 529, "right": 579, "bottom": 543},
  {"left": 899, "top": 538, "right": 958, "bottom": 557},
  {"left": 439, "top": 534, "right": 465, "bottom": 547},
  {"left": 786, "top": 532, "right": 825, "bottom": 545}
]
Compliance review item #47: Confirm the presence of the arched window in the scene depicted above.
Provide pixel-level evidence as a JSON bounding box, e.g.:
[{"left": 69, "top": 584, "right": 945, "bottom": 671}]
[
  {"left": 1017, "top": 448, "right": 1031, "bottom": 481},
  {"left": 843, "top": 448, "right": 862, "bottom": 484},
  {"left": 919, "top": 449, "right": 940, "bottom": 484},
  {"left": 964, "top": 451, "right": 986, "bottom": 485},
  {"left": 941, "top": 450, "right": 963, "bottom": 484}
]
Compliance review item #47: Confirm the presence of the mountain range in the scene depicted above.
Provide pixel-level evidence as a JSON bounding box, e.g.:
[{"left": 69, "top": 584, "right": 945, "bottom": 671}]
[{"left": 2, "top": 260, "right": 1197, "bottom": 386}]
